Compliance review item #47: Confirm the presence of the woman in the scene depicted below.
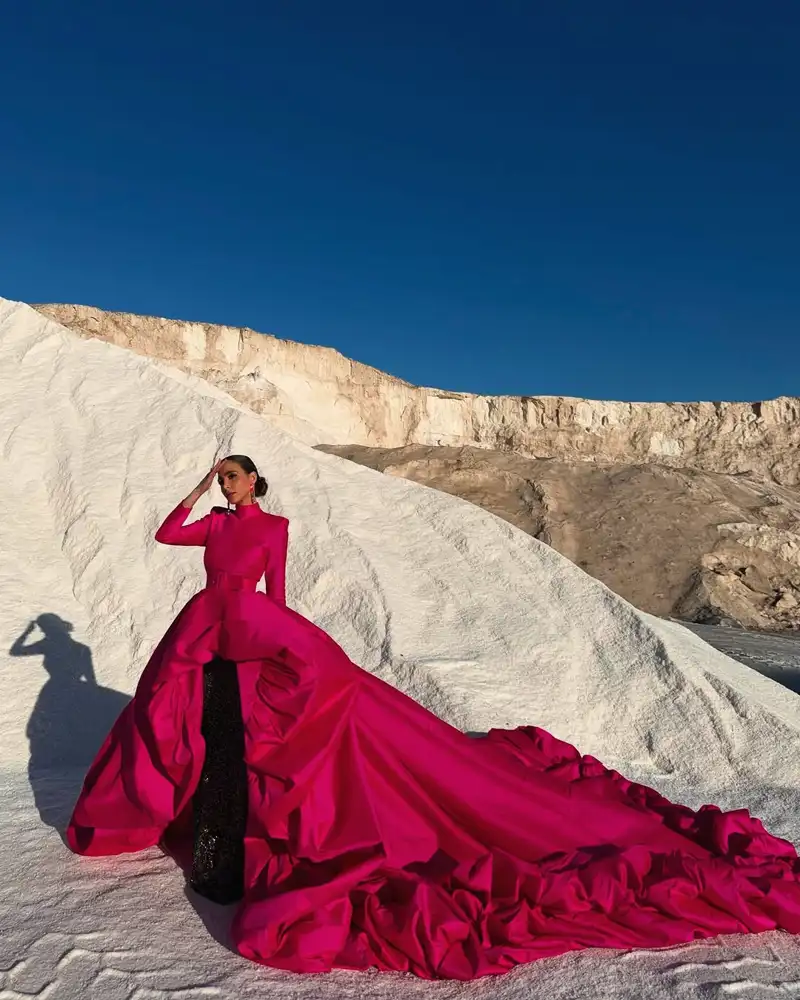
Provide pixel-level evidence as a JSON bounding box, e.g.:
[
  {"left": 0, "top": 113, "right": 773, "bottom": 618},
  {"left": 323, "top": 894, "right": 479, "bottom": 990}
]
[{"left": 68, "top": 455, "right": 800, "bottom": 980}]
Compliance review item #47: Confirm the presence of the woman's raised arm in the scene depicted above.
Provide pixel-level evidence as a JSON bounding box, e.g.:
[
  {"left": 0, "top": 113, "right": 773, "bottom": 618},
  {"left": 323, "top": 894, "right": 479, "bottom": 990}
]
[{"left": 155, "top": 461, "right": 222, "bottom": 546}]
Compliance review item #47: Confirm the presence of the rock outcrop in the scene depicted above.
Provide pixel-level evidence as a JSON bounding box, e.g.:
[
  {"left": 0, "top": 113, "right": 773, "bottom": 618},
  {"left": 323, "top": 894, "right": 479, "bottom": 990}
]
[
  {"left": 320, "top": 444, "right": 800, "bottom": 631},
  {"left": 35, "top": 304, "right": 800, "bottom": 485}
]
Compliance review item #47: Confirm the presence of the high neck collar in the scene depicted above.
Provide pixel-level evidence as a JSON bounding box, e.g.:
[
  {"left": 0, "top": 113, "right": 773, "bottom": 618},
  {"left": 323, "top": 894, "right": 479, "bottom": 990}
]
[{"left": 231, "top": 502, "right": 262, "bottom": 519}]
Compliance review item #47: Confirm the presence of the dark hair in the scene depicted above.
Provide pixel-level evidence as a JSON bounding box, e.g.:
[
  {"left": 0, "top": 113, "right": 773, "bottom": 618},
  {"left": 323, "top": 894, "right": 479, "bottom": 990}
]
[{"left": 224, "top": 454, "right": 268, "bottom": 498}]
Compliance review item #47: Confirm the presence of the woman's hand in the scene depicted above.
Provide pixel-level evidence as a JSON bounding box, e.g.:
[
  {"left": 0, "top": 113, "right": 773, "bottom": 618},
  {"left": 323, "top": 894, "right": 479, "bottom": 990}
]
[
  {"left": 181, "top": 460, "right": 224, "bottom": 508},
  {"left": 195, "top": 460, "right": 224, "bottom": 495}
]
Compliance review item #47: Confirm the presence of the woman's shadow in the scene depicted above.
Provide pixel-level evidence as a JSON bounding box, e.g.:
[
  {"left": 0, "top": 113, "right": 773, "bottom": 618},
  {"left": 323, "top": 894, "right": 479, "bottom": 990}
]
[
  {"left": 10, "top": 615, "right": 238, "bottom": 948},
  {"left": 10, "top": 613, "right": 130, "bottom": 835}
]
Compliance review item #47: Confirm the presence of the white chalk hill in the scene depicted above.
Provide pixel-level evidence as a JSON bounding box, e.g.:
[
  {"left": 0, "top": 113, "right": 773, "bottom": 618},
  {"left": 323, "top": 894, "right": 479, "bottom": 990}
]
[{"left": 1, "top": 295, "right": 799, "bottom": 1000}]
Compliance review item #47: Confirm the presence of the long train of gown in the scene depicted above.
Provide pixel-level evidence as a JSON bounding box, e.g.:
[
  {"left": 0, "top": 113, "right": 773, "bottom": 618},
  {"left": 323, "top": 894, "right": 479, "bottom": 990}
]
[{"left": 66, "top": 502, "right": 800, "bottom": 980}]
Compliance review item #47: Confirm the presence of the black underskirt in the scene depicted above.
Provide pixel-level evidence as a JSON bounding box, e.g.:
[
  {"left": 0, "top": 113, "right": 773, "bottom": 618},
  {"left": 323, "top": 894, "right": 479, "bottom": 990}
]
[{"left": 189, "top": 655, "right": 248, "bottom": 904}]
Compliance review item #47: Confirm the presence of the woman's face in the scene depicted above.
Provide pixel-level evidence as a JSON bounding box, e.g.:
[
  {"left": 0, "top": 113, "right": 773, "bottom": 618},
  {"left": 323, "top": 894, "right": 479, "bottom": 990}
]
[{"left": 217, "top": 461, "right": 256, "bottom": 505}]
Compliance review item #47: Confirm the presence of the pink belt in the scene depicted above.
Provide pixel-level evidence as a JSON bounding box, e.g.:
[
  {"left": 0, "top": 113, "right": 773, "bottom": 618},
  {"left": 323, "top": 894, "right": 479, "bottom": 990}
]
[{"left": 205, "top": 571, "right": 259, "bottom": 592}]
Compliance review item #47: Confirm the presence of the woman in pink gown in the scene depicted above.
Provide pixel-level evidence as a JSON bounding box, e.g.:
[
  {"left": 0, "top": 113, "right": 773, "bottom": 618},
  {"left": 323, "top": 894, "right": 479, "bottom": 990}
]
[{"left": 67, "top": 455, "right": 800, "bottom": 979}]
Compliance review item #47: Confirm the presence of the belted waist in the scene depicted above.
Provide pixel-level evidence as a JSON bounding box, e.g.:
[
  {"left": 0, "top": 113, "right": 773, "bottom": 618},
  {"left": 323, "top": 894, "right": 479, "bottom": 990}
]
[{"left": 205, "top": 571, "right": 259, "bottom": 592}]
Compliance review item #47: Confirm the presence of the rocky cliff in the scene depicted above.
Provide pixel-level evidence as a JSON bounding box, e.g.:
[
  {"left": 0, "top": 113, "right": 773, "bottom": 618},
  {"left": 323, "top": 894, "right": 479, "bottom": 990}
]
[{"left": 36, "top": 303, "right": 800, "bottom": 485}]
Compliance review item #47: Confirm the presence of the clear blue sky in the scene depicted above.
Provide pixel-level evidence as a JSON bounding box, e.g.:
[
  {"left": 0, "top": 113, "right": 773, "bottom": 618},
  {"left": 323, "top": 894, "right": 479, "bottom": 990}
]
[{"left": 2, "top": 2, "right": 798, "bottom": 402}]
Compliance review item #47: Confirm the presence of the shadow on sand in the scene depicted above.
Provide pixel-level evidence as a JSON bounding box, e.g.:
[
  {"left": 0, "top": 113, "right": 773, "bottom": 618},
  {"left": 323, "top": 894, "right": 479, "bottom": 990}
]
[
  {"left": 10, "top": 614, "right": 238, "bottom": 949},
  {"left": 10, "top": 613, "right": 130, "bottom": 835}
]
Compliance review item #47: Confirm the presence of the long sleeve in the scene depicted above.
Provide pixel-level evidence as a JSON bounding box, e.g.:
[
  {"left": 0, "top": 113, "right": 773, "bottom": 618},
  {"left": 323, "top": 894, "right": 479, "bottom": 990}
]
[
  {"left": 154, "top": 503, "right": 213, "bottom": 546},
  {"left": 264, "top": 518, "right": 289, "bottom": 604}
]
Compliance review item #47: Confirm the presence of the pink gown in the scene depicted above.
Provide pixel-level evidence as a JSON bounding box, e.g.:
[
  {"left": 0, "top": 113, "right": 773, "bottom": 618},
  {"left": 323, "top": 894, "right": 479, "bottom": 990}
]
[{"left": 67, "top": 501, "right": 800, "bottom": 979}]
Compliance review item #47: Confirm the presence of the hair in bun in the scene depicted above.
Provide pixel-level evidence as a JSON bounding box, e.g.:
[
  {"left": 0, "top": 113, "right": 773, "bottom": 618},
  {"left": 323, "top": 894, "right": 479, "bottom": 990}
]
[{"left": 223, "top": 454, "right": 268, "bottom": 498}]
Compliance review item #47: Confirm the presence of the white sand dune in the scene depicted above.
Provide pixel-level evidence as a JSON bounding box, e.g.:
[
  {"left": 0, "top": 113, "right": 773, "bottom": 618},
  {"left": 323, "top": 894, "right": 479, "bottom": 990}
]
[{"left": 2, "top": 295, "right": 800, "bottom": 999}]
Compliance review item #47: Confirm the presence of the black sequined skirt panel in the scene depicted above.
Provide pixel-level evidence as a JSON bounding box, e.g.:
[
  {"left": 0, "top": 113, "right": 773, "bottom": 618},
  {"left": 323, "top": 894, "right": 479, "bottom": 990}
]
[{"left": 189, "top": 655, "right": 248, "bottom": 904}]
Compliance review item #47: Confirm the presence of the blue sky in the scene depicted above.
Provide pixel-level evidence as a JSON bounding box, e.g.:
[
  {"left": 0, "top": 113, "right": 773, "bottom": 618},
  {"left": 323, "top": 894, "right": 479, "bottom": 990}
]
[{"left": 2, "top": 1, "right": 798, "bottom": 401}]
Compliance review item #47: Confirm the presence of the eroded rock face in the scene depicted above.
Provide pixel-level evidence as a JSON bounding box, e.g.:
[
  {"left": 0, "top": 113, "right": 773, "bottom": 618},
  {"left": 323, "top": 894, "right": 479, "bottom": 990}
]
[
  {"left": 319, "top": 444, "right": 800, "bottom": 631},
  {"left": 35, "top": 304, "right": 800, "bottom": 485}
]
